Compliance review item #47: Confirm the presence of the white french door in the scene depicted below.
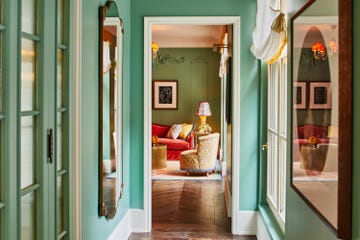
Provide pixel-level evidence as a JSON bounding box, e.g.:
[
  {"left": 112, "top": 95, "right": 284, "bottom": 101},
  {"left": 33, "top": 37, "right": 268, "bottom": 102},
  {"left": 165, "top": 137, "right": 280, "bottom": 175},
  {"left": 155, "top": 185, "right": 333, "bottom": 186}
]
[
  {"left": 0, "top": 0, "right": 71, "bottom": 239},
  {"left": 267, "top": 58, "right": 287, "bottom": 229}
]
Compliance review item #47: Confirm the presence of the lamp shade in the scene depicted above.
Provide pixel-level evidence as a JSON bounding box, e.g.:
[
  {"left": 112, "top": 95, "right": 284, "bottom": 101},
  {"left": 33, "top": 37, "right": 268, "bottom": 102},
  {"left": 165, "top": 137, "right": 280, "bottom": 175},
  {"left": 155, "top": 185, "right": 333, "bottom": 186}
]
[{"left": 196, "top": 101, "right": 212, "bottom": 116}]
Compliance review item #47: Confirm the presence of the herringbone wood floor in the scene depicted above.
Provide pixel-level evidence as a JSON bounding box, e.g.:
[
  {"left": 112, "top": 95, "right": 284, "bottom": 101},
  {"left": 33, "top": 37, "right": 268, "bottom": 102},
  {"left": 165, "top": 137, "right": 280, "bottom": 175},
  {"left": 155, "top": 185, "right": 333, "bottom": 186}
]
[{"left": 128, "top": 180, "right": 256, "bottom": 239}]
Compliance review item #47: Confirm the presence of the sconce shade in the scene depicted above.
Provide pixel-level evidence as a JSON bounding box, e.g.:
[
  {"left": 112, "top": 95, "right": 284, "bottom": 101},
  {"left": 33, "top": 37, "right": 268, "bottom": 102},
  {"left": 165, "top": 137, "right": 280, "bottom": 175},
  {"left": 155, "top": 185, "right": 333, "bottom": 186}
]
[
  {"left": 152, "top": 42, "right": 159, "bottom": 58},
  {"left": 311, "top": 41, "right": 327, "bottom": 60},
  {"left": 196, "top": 102, "right": 212, "bottom": 116}
]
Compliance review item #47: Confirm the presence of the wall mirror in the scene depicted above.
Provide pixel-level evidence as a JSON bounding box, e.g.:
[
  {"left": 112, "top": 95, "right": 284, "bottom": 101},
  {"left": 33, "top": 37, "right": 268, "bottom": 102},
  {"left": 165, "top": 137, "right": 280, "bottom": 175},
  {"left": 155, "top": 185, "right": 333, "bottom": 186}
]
[
  {"left": 99, "top": 0, "right": 124, "bottom": 219},
  {"left": 290, "top": 0, "right": 352, "bottom": 238}
]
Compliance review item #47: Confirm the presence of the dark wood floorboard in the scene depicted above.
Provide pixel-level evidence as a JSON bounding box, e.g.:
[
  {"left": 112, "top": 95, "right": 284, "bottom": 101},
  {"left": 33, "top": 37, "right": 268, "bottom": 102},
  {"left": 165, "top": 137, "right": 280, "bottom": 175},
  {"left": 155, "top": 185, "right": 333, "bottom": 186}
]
[{"left": 128, "top": 180, "right": 257, "bottom": 240}]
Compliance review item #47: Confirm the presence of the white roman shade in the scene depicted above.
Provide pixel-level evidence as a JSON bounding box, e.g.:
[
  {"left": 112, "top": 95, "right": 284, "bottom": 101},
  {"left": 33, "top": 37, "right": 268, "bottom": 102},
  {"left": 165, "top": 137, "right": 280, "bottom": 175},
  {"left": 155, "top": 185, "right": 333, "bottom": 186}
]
[{"left": 251, "top": 0, "right": 287, "bottom": 64}]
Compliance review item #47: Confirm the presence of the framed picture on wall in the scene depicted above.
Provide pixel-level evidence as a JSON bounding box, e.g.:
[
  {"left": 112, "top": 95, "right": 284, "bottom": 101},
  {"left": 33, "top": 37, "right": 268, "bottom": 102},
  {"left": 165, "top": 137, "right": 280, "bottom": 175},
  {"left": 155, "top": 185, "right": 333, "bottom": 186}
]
[
  {"left": 294, "top": 82, "right": 306, "bottom": 109},
  {"left": 309, "top": 82, "right": 332, "bottom": 109},
  {"left": 152, "top": 80, "right": 178, "bottom": 109}
]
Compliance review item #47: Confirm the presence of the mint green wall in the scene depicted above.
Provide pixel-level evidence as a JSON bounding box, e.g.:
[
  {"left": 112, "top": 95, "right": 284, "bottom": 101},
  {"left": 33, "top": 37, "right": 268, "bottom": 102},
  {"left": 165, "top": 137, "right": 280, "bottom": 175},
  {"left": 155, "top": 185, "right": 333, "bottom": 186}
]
[
  {"left": 130, "top": 0, "right": 258, "bottom": 210},
  {"left": 81, "top": 0, "right": 131, "bottom": 239},
  {"left": 284, "top": 1, "right": 360, "bottom": 239},
  {"left": 152, "top": 48, "right": 221, "bottom": 133}
]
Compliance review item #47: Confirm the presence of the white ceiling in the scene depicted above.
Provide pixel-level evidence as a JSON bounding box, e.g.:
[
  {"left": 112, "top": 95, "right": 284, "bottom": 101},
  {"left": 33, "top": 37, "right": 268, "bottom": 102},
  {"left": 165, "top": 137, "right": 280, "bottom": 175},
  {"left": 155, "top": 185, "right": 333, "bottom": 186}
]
[{"left": 152, "top": 25, "right": 226, "bottom": 48}]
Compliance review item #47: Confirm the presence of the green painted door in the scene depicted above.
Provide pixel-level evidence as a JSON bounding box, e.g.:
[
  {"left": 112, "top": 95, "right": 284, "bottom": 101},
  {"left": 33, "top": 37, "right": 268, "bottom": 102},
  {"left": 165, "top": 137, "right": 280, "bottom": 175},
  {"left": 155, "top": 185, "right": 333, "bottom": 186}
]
[{"left": 0, "top": 0, "right": 71, "bottom": 239}]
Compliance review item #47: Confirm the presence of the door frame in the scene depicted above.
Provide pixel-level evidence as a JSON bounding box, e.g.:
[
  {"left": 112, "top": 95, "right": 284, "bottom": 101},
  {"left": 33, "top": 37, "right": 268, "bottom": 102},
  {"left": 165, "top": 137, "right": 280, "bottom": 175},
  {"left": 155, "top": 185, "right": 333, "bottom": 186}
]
[
  {"left": 71, "top": 0, "right": 82, "bottom": 239},
  {"left": 143, "top": 16, "right": 241, "bottom": 233}
]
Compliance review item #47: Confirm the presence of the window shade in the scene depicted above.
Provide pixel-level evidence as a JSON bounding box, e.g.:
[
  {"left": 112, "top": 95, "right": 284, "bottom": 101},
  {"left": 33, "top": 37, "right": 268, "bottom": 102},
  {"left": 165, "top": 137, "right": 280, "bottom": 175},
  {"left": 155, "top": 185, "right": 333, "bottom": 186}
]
[{"left": 251, "top": 0, "right": 287, "bottom": 64}]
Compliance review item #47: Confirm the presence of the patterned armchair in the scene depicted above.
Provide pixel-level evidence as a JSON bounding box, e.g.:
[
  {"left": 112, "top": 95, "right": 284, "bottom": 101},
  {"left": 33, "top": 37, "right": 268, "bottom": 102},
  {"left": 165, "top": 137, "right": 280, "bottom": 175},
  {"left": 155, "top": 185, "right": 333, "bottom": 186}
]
[{"left": 180, "top": 132, "right": 220, "bottom": 175}]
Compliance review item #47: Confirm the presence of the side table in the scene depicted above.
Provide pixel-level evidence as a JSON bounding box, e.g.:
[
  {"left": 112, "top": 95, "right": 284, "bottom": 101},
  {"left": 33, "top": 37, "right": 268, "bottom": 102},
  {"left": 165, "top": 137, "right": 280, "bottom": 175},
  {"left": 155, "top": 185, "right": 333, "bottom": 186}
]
[{"left": 152, "top": 143, "right": 167, "bottom": 169}]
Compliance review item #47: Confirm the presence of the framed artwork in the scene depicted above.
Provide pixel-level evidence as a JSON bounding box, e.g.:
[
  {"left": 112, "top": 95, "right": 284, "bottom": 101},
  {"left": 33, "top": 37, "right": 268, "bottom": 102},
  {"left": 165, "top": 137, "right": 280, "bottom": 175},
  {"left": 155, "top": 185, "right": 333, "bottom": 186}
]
[
  {"left": 294, "top": 82, "right": 306, "bottom": 109},
  {"left": 152, "top": 80, "right": 178, "bottom": 109},
  {"left": 309, "top": 82, "right": 331, "bottom": 109}
]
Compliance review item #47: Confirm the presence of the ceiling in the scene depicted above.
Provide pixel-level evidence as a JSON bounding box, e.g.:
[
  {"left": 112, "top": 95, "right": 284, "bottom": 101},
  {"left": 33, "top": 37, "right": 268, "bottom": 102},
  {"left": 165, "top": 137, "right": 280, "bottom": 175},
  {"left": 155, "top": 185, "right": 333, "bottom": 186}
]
[{"left": 152, "top": 25, "right": 226, "bottom": 48}]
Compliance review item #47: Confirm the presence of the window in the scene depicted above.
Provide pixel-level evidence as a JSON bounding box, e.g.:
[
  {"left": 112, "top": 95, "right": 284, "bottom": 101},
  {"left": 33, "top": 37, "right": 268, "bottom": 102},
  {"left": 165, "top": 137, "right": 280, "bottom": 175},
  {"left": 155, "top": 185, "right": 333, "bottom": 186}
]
[{"left": 267, "top": 57, "right": 287, "bottom": 229}]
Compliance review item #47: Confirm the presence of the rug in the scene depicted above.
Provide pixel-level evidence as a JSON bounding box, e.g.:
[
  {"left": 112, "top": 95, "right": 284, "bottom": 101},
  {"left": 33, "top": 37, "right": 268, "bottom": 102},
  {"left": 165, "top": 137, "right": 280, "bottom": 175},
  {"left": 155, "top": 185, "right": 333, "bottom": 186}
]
[
  {"left": 293, "top": 162, "right": 338, "bottom": 182},
  {"left": 106, "top": 172, "right": 117, "bottom": 179},
  {"left": 152, "top": 160, "right": 221, "bottom": 181}
]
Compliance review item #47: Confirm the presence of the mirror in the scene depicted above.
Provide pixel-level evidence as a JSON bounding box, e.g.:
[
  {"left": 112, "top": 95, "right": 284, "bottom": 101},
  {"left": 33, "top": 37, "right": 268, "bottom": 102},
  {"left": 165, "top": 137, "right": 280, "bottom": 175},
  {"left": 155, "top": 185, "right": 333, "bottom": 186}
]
[
  {"left": 291, "top": 0, "right": 352, "bottom": 238},
  {"left": 99, "top": 0, "right": 124, "bottom": 219}
]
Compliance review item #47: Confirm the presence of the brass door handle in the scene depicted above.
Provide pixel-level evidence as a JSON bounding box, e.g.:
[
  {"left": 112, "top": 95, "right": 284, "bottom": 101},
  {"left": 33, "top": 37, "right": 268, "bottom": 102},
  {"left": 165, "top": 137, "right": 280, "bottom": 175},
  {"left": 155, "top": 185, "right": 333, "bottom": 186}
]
[{"left": 262, "top": 143, "right": 268, "bottom": 150}]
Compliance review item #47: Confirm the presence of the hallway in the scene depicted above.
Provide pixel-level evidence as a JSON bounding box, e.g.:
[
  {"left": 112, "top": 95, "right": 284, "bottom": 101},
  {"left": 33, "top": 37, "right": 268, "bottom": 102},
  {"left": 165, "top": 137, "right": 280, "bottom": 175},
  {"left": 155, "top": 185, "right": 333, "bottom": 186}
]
[{"left": 129, "top": 180, "right": 256, "bottom": 239}]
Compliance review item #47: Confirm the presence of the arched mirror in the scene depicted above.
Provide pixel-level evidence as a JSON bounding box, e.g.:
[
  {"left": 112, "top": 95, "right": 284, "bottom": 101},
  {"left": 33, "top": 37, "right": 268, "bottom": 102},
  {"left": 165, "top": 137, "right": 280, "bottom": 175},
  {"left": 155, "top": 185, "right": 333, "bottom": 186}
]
[
  {"left": 99, "top": 0, "right": 124, "bottom": 219},
  {"left": 291, "top": 0, "right": 352, "bottom": 238}
]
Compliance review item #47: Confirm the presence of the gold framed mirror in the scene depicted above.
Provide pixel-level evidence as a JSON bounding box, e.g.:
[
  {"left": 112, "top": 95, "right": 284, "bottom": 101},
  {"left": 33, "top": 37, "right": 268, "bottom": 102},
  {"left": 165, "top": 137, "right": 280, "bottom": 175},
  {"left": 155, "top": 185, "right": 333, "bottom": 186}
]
[
  {"left": 290, "top": 0, "right": 352, "bottom": 238},
  {"left": 99, "top": 0, "right": 124, "bottom": 219}
]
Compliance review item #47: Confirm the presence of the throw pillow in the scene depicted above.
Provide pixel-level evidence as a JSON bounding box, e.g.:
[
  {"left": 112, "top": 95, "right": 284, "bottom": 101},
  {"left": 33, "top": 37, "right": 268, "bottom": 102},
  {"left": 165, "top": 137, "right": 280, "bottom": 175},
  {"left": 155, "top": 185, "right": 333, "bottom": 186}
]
[
  {"left": 178, "top": 123, "right": 193, "bottom": 140},
  {"left": 166, "top": 124, "right": 182, "bottom": 139}
]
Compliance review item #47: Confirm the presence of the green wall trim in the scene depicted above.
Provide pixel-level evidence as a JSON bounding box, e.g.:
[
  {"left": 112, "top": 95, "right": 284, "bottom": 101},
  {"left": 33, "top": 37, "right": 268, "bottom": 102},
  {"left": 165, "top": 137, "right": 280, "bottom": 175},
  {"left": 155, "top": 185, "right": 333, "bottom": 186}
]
[{"left": 258, "top": 205, "right": 285, "bottom": 240}]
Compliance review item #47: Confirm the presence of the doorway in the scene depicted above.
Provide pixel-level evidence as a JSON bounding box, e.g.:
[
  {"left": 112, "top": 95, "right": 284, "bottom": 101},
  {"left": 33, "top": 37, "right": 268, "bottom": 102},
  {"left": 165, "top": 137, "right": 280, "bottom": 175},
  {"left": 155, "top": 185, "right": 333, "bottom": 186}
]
[{"left": 143, "top": 16, "right": 241, "bottom": 233}]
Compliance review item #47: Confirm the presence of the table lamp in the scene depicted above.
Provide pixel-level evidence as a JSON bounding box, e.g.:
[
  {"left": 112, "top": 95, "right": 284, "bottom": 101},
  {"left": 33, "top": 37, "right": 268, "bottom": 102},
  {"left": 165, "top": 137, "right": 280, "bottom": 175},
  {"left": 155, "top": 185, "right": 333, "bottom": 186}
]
[{"left": 196, "top": 101, "right": 212, "bottom": 132}]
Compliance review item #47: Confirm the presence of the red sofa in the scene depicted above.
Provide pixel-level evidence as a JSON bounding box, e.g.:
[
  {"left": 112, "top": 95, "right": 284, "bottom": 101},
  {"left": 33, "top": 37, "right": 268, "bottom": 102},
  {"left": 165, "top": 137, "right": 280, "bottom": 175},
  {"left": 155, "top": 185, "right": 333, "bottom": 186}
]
[
  {"left": 294, "top": 124, "right": 329, "bottom": 145},
  {"left": 152, "top": 123, "right": 195, "bottom": 160},
  {"left": 293, "top": 124, "right": 329, "bottom": 162}
]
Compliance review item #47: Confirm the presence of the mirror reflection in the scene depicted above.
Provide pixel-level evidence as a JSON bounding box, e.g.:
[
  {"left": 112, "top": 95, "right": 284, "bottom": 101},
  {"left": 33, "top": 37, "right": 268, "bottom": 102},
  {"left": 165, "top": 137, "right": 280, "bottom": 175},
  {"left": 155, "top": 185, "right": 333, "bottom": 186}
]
[
  {"left": 99, "top": 0, "right": 124, "bottom": 219},
  {"left": 292, "top": 0, "right": 339, "bottom": 230}
]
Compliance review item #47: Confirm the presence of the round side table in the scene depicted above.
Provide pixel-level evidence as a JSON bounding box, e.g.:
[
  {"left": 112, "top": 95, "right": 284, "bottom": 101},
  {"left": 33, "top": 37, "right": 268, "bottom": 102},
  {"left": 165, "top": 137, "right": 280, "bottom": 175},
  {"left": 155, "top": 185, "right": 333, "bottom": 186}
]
[{"left": 152, "top": 143, "right": 167, "bottom": 169}]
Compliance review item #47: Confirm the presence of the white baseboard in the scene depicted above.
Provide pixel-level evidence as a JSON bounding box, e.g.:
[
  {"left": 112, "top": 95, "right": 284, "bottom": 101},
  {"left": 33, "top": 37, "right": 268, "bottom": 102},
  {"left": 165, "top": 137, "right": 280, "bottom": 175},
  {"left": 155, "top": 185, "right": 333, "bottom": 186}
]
[
  {"left": 108, "top": 210, "right": 132, "bottom": 240},
  {"left": 232, "top": 211, "right": 257, "bottom": 235},
  {"left": 108, "top": 209, "right": 146, "bottom": 240},
  {"left": 130, "top": 209, "right": 147, "bottom": 232},
  {"left": 256, "top": 214, "right": 271, "bottom": 240}
]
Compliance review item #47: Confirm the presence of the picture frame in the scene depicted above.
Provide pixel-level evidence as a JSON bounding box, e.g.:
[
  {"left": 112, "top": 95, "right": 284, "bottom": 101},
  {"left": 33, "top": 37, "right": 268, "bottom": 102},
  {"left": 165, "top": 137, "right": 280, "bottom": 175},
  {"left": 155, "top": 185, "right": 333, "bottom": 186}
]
[
  {"left": 152, "top": 80, "right": 178, "bottom": 109},
  {"left": 294, "top": 82, "right": 306, "bottom": 109},
  {"left": 309, "top": 82, "right": 331, "bottom": 109}
]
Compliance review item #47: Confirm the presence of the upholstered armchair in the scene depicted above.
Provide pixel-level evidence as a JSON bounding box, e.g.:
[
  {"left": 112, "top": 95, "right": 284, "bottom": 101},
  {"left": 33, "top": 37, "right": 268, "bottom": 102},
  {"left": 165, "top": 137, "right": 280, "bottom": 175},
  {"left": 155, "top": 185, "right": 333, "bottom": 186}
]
[{"left": 180, "top": 132, "right": 220, "bottom": 175}]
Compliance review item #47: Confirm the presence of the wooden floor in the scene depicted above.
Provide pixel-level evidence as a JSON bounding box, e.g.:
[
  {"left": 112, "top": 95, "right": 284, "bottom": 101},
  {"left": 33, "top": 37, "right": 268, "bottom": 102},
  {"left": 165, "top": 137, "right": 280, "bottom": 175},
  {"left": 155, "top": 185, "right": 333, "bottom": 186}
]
[{"left": 128, "top": 180, "right": 256, "bottom": 240}]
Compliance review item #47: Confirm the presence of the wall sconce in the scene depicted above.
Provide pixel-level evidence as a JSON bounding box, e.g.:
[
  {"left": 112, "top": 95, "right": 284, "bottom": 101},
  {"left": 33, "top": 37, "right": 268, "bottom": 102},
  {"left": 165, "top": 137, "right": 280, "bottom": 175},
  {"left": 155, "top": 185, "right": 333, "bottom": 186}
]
[
  {"left": 196, "top": 101, "right": 212, "bottom": 133},
  {"left": 328, "top": 24, "right": 337, "bottom": 55},
  {"left": 152, "top": 41, "right": 159, "bottom": 59},
  {"left": 311, "top": 41, "right": 327, "bottom": 60},
  {"left": 329, "top": 39, "right": 337, "bottom": 55}
]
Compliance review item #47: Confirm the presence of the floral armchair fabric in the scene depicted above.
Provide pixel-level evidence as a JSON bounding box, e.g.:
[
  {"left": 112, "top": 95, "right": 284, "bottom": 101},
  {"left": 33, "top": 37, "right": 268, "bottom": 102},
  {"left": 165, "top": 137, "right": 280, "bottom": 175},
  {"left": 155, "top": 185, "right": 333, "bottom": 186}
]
[{"left": 179, "top": 132, "right": 220, "bottom": 174}]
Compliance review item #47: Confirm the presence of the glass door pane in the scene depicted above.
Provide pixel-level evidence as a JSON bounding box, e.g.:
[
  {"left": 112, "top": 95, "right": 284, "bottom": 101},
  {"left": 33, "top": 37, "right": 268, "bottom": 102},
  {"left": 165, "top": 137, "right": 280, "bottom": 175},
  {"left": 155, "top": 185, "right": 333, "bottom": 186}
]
[
  {"left": 21, "top": 0, "right": 39, "bottom": 238},
  {"left": 56, "top": 0, "right": 69, "bottom": 237},
  {"left": 21, "top": 192, "right": 37, "bottom": 240},
  {"left": 22, "top": 0, "right": 37, "bottom": 35},
  {"left": 21, "top": 116, "right": 36, "bottom": 188},
  {"left": 21, "top": 38, "right": 36, "bottom": 111}
]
